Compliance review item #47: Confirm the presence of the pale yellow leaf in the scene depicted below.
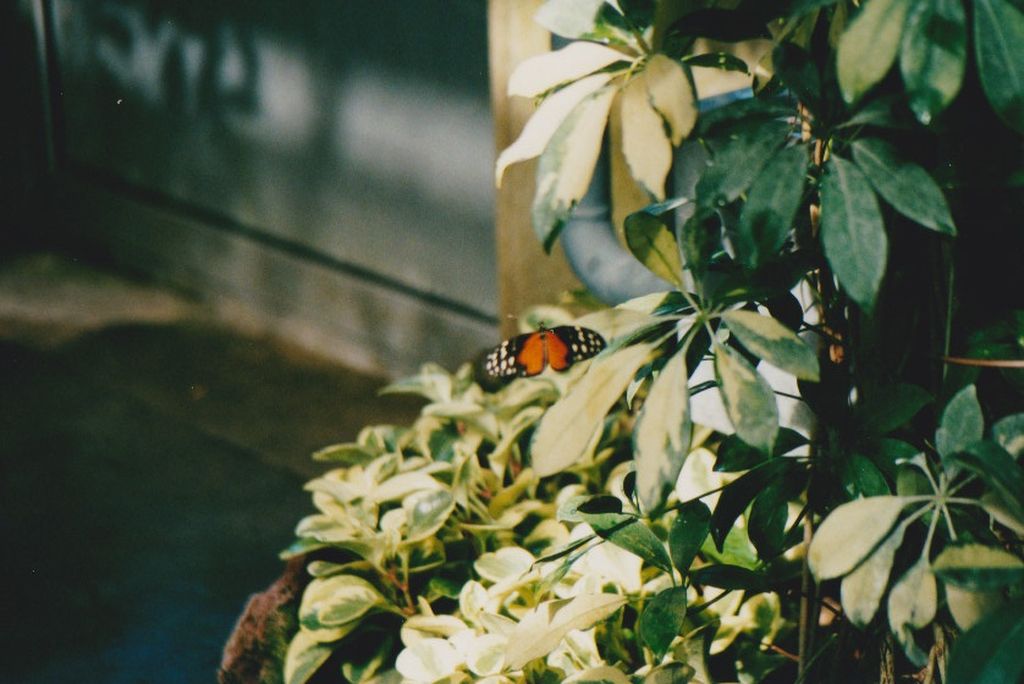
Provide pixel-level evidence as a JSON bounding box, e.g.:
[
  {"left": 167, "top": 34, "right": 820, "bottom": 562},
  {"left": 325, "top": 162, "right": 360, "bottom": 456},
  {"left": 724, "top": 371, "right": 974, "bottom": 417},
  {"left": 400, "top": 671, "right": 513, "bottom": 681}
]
[
  {"left": 840, "top": 519, "right": 908, "bottom": 627},
  {"left": 284, "top": 629, "right": 335, "bottom": 684},
  {"left": 944, "top": 583, "right": 1002, "bottom": 631},
  {"left": 509, "top": 42, "right": 629, "bottom": 97},
  {"left": 505, "top": 593, "right": 628, "bottom": 670},
  {"left": 888, "top": 557, "right": 937, "bottom": 632},
  {"left": 532, "top": 85, "right": 618, "bottom": 242},
  {"left": 496, "top": 73, "right": 613, "bottom": 186},
  {"left": 531, "top": 343, "right": 654, "bottom": 477},
  {"left": 634, "top": 350, "right": 690, "bottom": 513},
  {"left": 808, "top": 496, "right": 912, "bottom": 580},
  {"left": 644, "top": 53, "right": 698, "bottom": 145},
  {"left": 620, "top": 72, "right": 672, "bottom": 199}
]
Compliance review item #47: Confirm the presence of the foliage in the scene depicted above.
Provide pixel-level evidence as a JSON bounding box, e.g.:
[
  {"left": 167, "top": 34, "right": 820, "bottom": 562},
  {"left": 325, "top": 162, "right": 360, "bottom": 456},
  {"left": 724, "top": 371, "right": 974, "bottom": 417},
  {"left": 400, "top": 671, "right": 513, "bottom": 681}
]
[{"left": 279, "top": 0, "right": 1024, "bottom": 682}]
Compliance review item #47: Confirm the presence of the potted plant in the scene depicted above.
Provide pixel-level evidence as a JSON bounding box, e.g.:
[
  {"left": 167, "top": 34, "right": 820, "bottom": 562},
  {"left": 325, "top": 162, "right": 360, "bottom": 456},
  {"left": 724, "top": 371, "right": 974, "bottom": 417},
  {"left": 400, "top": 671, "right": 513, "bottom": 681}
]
[{"left": 236, "top": 1, "right": 1024, "bottom": 682}]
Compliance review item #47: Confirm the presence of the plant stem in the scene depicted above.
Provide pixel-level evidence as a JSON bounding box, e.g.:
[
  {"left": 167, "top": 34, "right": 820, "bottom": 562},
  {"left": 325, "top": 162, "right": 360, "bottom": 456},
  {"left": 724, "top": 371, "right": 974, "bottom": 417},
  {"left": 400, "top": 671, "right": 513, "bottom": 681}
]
[{"left": 798, "top": 516, "right": 816, "bottom": 677}]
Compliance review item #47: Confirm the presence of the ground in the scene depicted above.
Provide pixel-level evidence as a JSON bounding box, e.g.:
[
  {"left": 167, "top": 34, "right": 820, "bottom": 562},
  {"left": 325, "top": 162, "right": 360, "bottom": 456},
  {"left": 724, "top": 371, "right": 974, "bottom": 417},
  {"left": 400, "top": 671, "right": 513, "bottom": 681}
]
[{"left": 0, "top": 253, "right": 422, "bottom": 683}]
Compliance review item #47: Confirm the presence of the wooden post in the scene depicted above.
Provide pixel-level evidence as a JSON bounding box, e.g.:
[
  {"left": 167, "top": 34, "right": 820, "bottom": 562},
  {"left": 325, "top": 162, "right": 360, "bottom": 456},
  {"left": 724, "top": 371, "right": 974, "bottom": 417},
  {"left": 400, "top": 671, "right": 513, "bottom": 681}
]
[{"left": 488, "top": 0, "right": 581, "bottom": 338}]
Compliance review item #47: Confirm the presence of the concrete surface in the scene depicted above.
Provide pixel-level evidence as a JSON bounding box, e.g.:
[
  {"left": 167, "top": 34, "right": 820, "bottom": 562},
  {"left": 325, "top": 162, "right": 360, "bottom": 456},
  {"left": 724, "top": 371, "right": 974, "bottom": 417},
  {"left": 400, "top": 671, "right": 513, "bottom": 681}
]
[{"left": 0, "top": 253, "right": 423, "bottom": 683}]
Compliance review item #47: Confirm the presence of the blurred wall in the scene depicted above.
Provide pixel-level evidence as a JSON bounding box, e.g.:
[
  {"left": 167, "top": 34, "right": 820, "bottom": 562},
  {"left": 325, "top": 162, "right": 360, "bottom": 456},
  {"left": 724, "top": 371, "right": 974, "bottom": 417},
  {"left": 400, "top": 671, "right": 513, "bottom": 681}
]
[{"left": 21, "top": 0, "right": 499, "bottom": 375}]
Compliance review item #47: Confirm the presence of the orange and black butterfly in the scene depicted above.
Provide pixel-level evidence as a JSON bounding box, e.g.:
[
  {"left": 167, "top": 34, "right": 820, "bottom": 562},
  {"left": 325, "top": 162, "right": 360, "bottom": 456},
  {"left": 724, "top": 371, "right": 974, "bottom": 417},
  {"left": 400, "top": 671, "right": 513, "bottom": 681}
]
[{"left": 484, "top": 326, "right": 606, "bottom": 380}]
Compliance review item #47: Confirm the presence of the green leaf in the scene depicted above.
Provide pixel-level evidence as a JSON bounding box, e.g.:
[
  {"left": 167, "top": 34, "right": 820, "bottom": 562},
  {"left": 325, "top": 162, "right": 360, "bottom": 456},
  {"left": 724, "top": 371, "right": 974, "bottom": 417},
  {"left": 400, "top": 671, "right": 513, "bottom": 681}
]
[
  {"left": 820, "top": 155, "right": 888, "bottom": 312},
  {"left": 932, "top": 544, "right": 1024, "bottom": 590},
  {"left": 808, "top": 496, "right": 913, "bottom": 580},
  {"left": 842, "top": 452, "right": 892, "bottom": 496},
  {"left": 710, "top": 459, "right": 791, "bottom": 551},
  {"left": 748, "top": 477, "right": 802, "bottom": 559},
  {"left": 840, "top": 519, "right": 908, "bottom": 627},
  {"left": 639, "top": 586, "right": 689, "bottom": 659},
  {"left": 948, "top": 442, "right": 1024, "bottom": 520},
  {"left": 837, "top": 0, "right": 914, "bottom": 104},
  {"left": 679, "top": 211, "right": 722, "bottom": 286},
  {"left": 532, "top": 85, "right": 618, "bottom": 251},
  {"left": 773, "top": 43, "right": 822, "bottom": 113},
  {"left": 722, "top": 310, "right": 820, "bottom": 381},
  {"left": 634, "top": 350, "right": 692, "bottom": 513},
  {"left": 669, "top": 500, "right": 712, "bottom": 573},
  {"left": 285, "top": 629, "right": 335, "bottom": 684},
  {"left": 974, "top": 0, "right": 1024, "bottom": 134},
  {"left": 690, "top": 564, "right": 768, "bottom": 591},
  {"left": 532, "top": 343, "right": 654, "bottom": 477},
  {"left": 735, "top": 144, "right": 809, "bottom": 269},
  {"left": 696, "top": 120, "right": 790, "bottom": 208},
  {"left": 855, "top": 383, "right": 932, "bottom": 435},
  {"left": 714, "top": 428, "right": 808, "bottom": 472},
  {"left": 715, "top": 343, "right": 780, "bottom": 453},
  {"left": 625, "top": 199, "right": 686, "bottom": 286},
  {"left": 946, "top": 600, "right": 1024, "bottom": 684},
  {"left": 684, "top": 52, "right": 750, "bottom": 73},
  {"left": 851, "top": 138, "right": 956, "bottom": 235},
  {"left": 583, "top": 512, "right": 674, "bottom": 573},
  {"left": 993, "top": 413, "right": 1024, "bottom": 458},
  {"left": 899, "top": 0, "right": 966, "bottom": 124},
  {"left": 935, "top": 384, "right": 984, "bottom": 462},
  {"left": 888, "top": 558, "right": 937, "bottom": 667}
]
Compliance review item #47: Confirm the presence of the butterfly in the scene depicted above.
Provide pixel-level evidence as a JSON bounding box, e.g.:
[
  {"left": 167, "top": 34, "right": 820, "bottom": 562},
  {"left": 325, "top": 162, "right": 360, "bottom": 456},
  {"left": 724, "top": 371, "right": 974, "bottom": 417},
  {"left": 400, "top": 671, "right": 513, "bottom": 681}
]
[{"left": 484, "top": 326, "right": 607, "bottom": 380}]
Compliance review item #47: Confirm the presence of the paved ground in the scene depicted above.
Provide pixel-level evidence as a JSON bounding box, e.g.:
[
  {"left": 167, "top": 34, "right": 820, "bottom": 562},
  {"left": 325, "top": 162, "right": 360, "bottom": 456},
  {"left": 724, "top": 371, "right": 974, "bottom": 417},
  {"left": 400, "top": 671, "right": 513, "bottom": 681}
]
[{"left": 0, "top": 253, "right": 423, "bottom": 683}]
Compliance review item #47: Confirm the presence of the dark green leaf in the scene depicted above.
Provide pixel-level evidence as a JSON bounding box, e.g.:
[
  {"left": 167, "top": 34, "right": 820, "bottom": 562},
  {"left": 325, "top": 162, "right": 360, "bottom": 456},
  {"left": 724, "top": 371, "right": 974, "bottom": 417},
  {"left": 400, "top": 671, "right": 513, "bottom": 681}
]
[
  {"left": 788, "top": 0, "right": 842, "bottom": 14},
  {"left": 820, "top": 155, "right": 888, "bottom": 312},
  {"left": 583, "top": 512, "right": 674, "bottom": 573},
  {"left": 839, "top": 96, "right": 914, "bottom": 129},
  {"left": 684, "top": 52, "right": 750, "bottom": 73},
  {"left": 691, "top": 564, "right": 768, "bottom": 591},
  {"left": 710, "top": 459, "right": 791, "bottom": 550},
  {"left": 639, "top": 586, "right": 689, "bottom": 659},
  {"left": 578, "top": 495, "right": 625, "bottom": 514},
  {"left": 667, "top": 9, "right": 772, "bottom": 42},
  {"left": 773, "top": 43, "right": 821, "bottom": 113},
  {"left": 748, "top": 477, "right": 802, "bottom": 558},
  {"left": 946, "top": 600, "right": 1024, "bottom": 684},
  {"left": 715, "top": 343, "right": 780, "bottom": 453},
  {"left": 669, "top": 500, "right": 712, "bottom": 572},
  {"left": 851, "top": 138, "right": 956, "bottom": 235},
  {"left": 936, "top": 384, "right": 984, "bottom": 462},
  {"left": 855, "top": 383, "right": 932, "bottom": 435},
  {"left": 715, "top": 428, "right": 808, "bottom": 472},
  {"left": 625, "top": 199, "right": 688, "bottom": 286},
  {"left": 974, "top": 0, "right": 1024, "bottom": 134},
  {"left": 680, "top": 211, "right": 722, "bottom": 286},
  {"left": 900, "top": 0, "right": 966, "bottom": 124},
  {"left": 874, "top": 438, "right": 921, "bottom": 480},
  {"left": 696, "top": 120, "right": 790, "bottom": 208},
  {"left": 842, "top": 452, "right": 892, "bottom": 497},
  {"left": 948, "top": 441, "right": 1024, "bottom": 520},
  {"left": 735, "top": 144, "right": 810, "bottom": 269}
]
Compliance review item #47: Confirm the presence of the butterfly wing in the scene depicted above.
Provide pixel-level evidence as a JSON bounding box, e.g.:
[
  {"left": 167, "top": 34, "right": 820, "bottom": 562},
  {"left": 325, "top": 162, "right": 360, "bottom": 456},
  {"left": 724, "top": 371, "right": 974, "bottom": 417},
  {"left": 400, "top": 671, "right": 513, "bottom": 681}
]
[
  {"left": 551, "top": 326, "right": 606, "bottom": 366},
  {"left": 484, "top": 333, "right": 527, "bottom": 379}
]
